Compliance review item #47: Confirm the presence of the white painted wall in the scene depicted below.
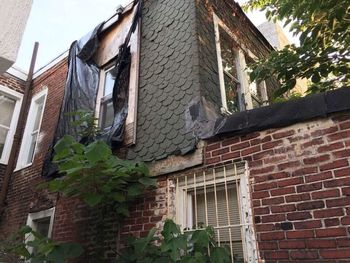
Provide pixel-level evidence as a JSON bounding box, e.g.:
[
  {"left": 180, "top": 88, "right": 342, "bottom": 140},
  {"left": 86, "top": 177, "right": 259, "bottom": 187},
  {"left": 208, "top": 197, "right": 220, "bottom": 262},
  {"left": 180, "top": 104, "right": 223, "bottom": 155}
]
[{"left": 0, "top": 0, "right": 32, "bottom": 74}]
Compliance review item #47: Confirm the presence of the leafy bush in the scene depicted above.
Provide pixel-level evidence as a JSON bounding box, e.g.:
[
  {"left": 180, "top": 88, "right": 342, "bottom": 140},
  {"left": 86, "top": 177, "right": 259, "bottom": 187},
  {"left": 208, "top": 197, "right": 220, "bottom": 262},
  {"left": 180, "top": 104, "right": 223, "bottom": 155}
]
[
  {"left": 0, "top": 226, "right": 83, "bottom": 263},
  {"left": 116, "top": 219, "right": 231, "bottom": 263},
  {"left": 41, "top": 135, "right": 156, "bottom": 219}
]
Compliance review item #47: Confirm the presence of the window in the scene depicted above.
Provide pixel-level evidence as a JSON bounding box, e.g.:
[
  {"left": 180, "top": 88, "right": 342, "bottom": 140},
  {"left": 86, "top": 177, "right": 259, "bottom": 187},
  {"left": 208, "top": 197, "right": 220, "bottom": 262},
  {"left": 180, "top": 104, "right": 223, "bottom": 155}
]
[
  {"left": 95, "top": 4, "right": 141, "bottom": 146},
  {"left": 26, "top": 208, "right": 55, "bottom": 256},
  {"left": 0, "top": 85, "right": 22, "bottom": 164},
  {"left": 214, "top": 13, "right": 268, "bottom": 114},
  {"left": 175, "top": 162, "right": 258, "bottom": 263},
  {"left": 16, "top": 88, "right": 47, "bottom": 169},
  {"left": 99, "top": 63, "right": 116, "bottom": 130}
]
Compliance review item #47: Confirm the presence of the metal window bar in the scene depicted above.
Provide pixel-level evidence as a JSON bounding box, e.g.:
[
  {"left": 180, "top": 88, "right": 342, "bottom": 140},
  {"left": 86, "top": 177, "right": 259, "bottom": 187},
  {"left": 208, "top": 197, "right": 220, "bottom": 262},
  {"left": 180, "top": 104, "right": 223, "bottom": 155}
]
[{"left": 175, "top": 162, "right": 252, "bottom": 263}]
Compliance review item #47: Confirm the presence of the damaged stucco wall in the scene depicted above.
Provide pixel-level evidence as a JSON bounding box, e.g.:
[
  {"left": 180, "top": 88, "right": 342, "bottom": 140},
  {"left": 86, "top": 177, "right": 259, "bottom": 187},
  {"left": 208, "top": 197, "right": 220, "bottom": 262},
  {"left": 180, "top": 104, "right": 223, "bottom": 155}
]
[{"left": 0, "top": 0, "right": 32, "bottom": 73}]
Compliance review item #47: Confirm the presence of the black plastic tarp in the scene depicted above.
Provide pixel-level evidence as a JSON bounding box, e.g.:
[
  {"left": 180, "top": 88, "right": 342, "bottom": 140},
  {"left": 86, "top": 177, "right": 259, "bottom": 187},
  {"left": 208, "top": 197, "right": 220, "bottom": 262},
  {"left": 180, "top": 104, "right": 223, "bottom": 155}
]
[{"left": 42, "top": 23, "right": 104, "bottom": 178}]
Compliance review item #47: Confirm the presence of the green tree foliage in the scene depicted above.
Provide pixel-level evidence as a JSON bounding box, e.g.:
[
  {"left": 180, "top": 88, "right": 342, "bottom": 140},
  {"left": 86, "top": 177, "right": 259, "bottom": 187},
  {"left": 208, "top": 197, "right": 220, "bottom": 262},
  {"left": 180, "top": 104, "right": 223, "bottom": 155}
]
[
  {"left": 116, "top": 219, "right": 231, "bottom": 263},
  {"left": 41, "top": 135, "right": 156, "bottom": 220},
  {"left": 0, "top": 226, "right": 83, "bottom": 263},
  {"left": 245, "top": 0, "right": 350, "bottom": 97}
]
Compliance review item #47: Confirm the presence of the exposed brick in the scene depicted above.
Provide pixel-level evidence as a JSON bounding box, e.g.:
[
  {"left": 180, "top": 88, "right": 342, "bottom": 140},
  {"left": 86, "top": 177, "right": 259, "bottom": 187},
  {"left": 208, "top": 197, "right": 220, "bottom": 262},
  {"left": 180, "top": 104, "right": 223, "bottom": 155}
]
[
  {"left": 318, "top": 142, "right": 344, "bottom": 153},
  {"left": 263, "top": 155, "right": 287, "bottom": 164},
  {"left": 279, "top": 240, "right": 305, "bottom": 249},
  {"left": 325, "top": 218, "right": 340, "bottom": 227},
  {"left": 206, "top": 156, "right": 221, "bottom": 165},
  {"left": 303, "top": 154, "right": 330, "bottom": 165},
  {"left": 297, "top": 182, "right": 322, "bottom": 193},
  {"left": 302, "top": 138, "right": 324, "bottom": 149},
  {"left": 297, "top": 200, "right": 325, "bottom": 211},
  {"left": 262, "top": 140, "right": 283, "bottom": 150},
  {"left": 253, "top": 149, "right": 274, "bottom": 160},
  {"left": 341, "top": 216, "right": 350, "bottom": 225},
  {"left": 314, "top": 208, "right": 344, "bottom": 218},
  {"left": 250, "top": 135, "right": 271, "bottom": 146},
  {"left": 254, "top": 207, "right": 270, "bottom": 215},
  {"left": 278, "top": 177, "right": 303, "bottom": 187},
  {"left": 211, "top": 147, "right": 229, "bottom": 156},
  {"left": 263, "top": 251, "right": 289, "bottom": 260},
  {"left": 320, "top": 249, "right": 350, "bottom": 259},
  {"left": 292, "top": 166, "right": 318, "bottom": 177},
  {"left": 290, "top": 251, "right": 318, "bottom": 260},
  {"left": 272, "top": 130, "right": 295, "bottom": 139},
  {"left": 312, "top": 189, "right": 340, "bottom": 200},
  {"left": 271, "top": 204, "right": 296, "bottom": 213},
  {"left": 221, "top": 151, "right": 240, "bottom": 161},
  {"left": 342, "top": 187, "right": 350, "bottom": 196},
  {"left": 320, "top": 159, "right": 349, "bottom": 171},
  {"left": 229, "top": 141, "right": 249, "bottom": 151},
  {"left": 286, "top": 193, "right": 311, "bottom": 203},
  {"left": 252, "top": 190, "right": 270, "bottom": 199},
  {"left": 254, "top": 181, "right": 277, "bottom": 191},
  {"left": 277, "top": 161, "right": 301, "bottom": 171},
  {"left": 306, "top": 239, "right": 337, "bottom": 248},
  {"left": 333, "top": 149, "right": 350, "bottom": 158},
  {"left": 287, "top": 212, "right": 312, "bottom": 221},
  {"left": 270, "top": 186, "right": 295, "bottom": 196},
  {"left": 324, "top": 177, "right": 350, "bottom": 188},
  {"left": 258, "top": 242, "right": 278, "bottom": 250},
  {"left": 311, "top": 126, "right": 338, "bottom": 137},
  {"left": 241, "top": 132, "right": 260, "bottom": 141},
  {"left": 294, "top": 220, "right": 322, "bottom": 229},
  {"left": 221, "top": 137, "right": 240, "bottom": 147},
  {"left": 261, "top": 214, "right": 286, "bottom": 223},
  {"left": 206, "top": 142, "right": 221, "bottom": 151},
  {"left": 241, "top": 145, "right": 261, "bottom": 156},
  {"left": 305, "top": 171, "right": 333, "bottom": 183},
  {"left": 340, "top": 121, "right": 350, "bottom": 130},
  {"left": 328, "top": 131, "right": 350, "bottom": 142},
  {"left": 262, "top": 196, "right": 285, "bottom": 206},
  {"left": 286, "top": 230, "right": 314, "bottom": 239},
  {"left": 316, "top": 228, "right": 347, "bottom": 238},
  {"left": 337, "top": 238, "right": 350, "bottom": 247},
  {"left": 335, "top": 167, "right": 350, "bottom": 177},
  {"left": 260, "top": 231, "right": 285, "bottom": 241}
]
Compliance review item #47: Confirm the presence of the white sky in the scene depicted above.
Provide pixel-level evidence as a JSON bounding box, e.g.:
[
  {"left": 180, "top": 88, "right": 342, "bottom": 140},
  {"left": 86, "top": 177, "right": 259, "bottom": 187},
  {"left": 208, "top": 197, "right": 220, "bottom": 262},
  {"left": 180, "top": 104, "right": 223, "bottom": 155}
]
[{"left": 14, "top": 0, "right": 296, "bottom": 72}]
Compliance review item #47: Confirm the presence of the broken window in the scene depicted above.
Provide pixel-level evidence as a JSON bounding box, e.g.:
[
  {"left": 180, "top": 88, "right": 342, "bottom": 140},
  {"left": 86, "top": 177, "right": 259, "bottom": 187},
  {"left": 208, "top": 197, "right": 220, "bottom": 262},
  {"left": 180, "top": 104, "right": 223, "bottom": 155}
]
[
  {"left": 214, "top": 13, "right": 268, "bottom": 114},
  {"left": 0, "top": 85, "right": 22, "bottom": 164},
  {"left": 175, "top": 162, "right": 258, "bottom": 263},
  {"left": 17, "top": 88, "right": 47, "bottom": 170}
]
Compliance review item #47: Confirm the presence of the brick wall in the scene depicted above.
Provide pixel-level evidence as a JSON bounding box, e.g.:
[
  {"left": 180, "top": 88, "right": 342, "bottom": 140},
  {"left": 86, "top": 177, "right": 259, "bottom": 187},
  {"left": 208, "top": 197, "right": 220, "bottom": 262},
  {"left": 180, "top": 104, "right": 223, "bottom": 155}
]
[
  {"left": 205, "top": 113, "right": 350, "bottom": 262},
  {"left": 0, "top": 72, "right": 25, "bottom": 93}
]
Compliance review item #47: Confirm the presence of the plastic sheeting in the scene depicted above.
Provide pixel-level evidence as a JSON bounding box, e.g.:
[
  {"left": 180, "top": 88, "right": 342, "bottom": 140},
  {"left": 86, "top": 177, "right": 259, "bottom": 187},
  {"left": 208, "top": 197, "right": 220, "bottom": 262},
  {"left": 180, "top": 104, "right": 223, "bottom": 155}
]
[{"left": 42, "top": 23, "right": 104, "bottom": 178}]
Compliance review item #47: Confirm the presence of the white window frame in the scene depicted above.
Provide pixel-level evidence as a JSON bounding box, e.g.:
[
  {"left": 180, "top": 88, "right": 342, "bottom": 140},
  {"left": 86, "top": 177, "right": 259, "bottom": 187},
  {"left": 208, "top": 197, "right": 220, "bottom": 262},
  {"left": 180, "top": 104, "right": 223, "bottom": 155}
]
[
  {"left": 213, "top": 13, "right": 268, "bottom": 114},
  {"left": 0, "top": 85, "right": 23, "bottom": 165},
  {"left": 26, "top": 207, "right": 55, "bottom": 256},
  {"left": 174, "top": 162, "right": 258, "bottom": 263},
  {"left": 95, "top": 9, "right": 141, "bottom": 146},
  {"left": 16, "top": 88, "right": 48, "bottom": 170}
]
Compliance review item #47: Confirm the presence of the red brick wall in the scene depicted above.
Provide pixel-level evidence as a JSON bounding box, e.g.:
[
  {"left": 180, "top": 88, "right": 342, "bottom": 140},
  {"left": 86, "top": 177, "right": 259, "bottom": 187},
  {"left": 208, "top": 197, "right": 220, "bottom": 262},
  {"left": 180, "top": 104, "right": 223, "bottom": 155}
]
[
  {"left": 0, "top": 72, "right": 25, "bottom": 93},
  {"left": 0, "top": 60, "right": 68, "bottom": 237},
  {"left": 205, "top": 113, "right": 350, "bottom": 262}
]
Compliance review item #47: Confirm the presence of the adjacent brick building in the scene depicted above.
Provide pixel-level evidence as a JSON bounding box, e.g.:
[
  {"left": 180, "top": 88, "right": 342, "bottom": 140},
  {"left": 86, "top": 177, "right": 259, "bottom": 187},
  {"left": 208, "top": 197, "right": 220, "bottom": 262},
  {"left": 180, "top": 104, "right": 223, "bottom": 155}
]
[{"left": 0, "top": 0, "right": 349, "bottom": 262}]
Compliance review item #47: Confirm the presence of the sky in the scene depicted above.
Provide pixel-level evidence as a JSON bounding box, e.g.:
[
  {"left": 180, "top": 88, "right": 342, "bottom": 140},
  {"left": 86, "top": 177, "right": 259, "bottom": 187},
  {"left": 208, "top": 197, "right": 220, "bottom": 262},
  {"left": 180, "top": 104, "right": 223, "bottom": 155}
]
[{"left": 14, "top": 0, "right": 296, "bottom": 72}]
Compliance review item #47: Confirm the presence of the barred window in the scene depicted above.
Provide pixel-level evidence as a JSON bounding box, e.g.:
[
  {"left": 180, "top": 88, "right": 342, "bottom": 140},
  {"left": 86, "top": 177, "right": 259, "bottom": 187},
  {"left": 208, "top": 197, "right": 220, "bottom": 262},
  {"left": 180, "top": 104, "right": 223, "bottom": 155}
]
[{"left": 175, "top": 162, "right": 258, "bottom": 263}]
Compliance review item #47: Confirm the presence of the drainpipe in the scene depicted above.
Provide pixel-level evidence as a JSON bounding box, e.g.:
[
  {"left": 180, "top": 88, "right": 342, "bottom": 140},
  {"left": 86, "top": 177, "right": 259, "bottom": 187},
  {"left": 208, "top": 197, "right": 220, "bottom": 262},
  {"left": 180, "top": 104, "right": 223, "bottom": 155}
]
[{"left": 0, "top": 42, "right": 39, "bottom": 216}]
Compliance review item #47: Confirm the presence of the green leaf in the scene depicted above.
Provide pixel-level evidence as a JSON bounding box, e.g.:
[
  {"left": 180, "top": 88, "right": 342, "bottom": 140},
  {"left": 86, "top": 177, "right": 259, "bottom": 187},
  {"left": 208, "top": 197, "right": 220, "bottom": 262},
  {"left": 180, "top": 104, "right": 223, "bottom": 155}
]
[
  {"left": 210, "top": 247, "right": 231, "bottom": 263},
  {"left": 85, "top": 140, "right": 111, "bottom": 163},
  {"left": 83, "top": 194, "right": 103, "bottom": 207},
  {"left": 138, "top": 177, "right": 156, "bottom": 187}
]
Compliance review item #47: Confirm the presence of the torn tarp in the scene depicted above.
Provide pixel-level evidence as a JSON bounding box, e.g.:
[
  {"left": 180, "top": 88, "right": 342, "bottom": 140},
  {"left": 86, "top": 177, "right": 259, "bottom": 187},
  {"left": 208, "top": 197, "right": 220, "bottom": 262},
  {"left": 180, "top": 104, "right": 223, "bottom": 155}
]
[{"left": 42, "top": 23, "right": 104, "bottom": 178}]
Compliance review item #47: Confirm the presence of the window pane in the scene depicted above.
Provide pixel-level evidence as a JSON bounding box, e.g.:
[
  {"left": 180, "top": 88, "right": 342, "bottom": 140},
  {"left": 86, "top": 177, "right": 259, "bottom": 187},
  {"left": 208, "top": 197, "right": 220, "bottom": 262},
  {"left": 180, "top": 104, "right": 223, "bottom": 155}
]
[
  {"left": 0, "top": 127, "right": 9, "bottom": 158},
  {"left": 27, "top": 132, "right": 38, "bottom": 164},
  {"left": 0, "top": 93, "right": 16, "bottom": 127},
  {"left": 224, "top": 74, "right": 240, "bottom": 113},
  {"left": 33, "top": 217, "right": 50, "bottom": 237},
  {"left": 33, "top": 103, "right": 44, "bottom": 131},
  {"left": 104, "top": 67, "right": 116, "bottom": 96},
  {"left": 100, "top": 99, "right": 114, "bottom": 130},
  {"left": 219, "top": 27, "right": 238, "bottom": 80}
]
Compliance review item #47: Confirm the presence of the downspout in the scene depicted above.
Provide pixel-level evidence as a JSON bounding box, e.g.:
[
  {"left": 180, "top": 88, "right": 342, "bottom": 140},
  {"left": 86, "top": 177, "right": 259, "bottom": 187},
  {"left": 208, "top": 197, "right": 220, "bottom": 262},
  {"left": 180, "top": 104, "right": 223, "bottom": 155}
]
[{"left": 0, "top": 42, "right": 39, "bottom": 216}]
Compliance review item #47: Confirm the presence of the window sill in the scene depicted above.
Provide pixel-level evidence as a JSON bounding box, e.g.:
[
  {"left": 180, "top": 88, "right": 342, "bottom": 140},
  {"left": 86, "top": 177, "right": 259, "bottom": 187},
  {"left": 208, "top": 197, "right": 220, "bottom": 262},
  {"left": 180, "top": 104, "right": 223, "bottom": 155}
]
[
  {"left": 0, "top": 159, "right": 8, "bottom": 166},
  {"left": 14, "top": 163, "right": 33, "bottom": 172}
]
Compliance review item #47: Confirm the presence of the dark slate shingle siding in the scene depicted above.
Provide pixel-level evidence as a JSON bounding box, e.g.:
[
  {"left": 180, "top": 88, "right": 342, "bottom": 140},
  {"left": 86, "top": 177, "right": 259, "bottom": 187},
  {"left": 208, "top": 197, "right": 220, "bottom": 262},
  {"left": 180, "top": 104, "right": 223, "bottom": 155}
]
[{"left": 127, "top": 0, "right": 200, "bottom": 161}]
